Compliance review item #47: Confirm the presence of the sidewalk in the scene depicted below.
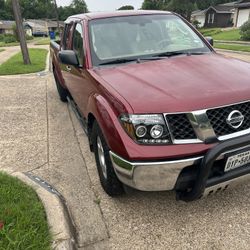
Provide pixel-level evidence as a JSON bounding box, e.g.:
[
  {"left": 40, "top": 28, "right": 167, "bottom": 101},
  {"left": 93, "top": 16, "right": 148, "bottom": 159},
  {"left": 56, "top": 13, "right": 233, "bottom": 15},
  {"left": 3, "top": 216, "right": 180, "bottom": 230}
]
[
  {"left": 217, "top": 49, "right": 250, "bottom": 62},
  {"left": 0, "top": 53, "right": 250, "bottom": 249}
]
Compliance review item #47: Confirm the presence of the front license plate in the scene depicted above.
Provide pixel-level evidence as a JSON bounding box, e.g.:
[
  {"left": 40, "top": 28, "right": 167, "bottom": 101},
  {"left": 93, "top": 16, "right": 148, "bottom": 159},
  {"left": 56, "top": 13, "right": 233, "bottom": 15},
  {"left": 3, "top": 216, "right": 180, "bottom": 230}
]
[{"left": 225, "top": 150, "right": 250, "bottom": 172}]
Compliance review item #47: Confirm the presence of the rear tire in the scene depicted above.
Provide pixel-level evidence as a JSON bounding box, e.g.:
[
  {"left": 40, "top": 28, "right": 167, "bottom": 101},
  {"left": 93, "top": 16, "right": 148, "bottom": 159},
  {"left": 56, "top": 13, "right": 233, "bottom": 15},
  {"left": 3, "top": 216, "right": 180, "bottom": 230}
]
[
  {"left": 92, "top": 121, "right": 124, "bottom": 196},
  {"left": 53, "top": 69, "right": 68, "bottom": 102}
]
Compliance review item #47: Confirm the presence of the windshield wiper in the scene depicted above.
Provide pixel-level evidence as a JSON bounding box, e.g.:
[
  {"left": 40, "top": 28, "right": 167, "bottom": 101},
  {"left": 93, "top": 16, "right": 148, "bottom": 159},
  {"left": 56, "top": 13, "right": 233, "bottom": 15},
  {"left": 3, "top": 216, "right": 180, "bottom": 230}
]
[
  {"left": 99, "top": 58, "right": 137, "bottom": 66},
  {"left": 154, "top": 51, "right": 206, "bottom": 58},
  {"left": 99, "top": 57, "right": 167, "bottom": 66}
]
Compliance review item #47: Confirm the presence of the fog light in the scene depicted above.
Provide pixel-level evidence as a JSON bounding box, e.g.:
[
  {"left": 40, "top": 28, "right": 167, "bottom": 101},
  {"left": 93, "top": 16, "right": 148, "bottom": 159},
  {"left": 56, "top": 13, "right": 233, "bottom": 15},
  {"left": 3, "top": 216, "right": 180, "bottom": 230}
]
[
  {"left": 135, "top": 125, "right": 147, "bottom": 138},
  {"left": 150, "top": 125, "right": 163, "bottom": 139}
]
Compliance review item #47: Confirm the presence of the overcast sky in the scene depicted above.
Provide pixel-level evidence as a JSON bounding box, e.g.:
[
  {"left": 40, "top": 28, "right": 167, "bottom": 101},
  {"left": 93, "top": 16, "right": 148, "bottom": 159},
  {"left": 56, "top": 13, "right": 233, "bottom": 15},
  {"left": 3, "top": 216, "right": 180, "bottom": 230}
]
[{"left": 57, "top": 0, "right": 144, "bottom": 11}]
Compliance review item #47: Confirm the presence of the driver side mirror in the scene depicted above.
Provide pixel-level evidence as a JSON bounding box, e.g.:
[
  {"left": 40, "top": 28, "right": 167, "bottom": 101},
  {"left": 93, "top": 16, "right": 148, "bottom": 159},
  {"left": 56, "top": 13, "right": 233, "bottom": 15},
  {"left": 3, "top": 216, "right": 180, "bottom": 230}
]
[
  {"left": 205, "top": 37, "right": 214, "bottom": 46},
  {"left": 59, "top": 50, "right": 79, "bottom": 66}
]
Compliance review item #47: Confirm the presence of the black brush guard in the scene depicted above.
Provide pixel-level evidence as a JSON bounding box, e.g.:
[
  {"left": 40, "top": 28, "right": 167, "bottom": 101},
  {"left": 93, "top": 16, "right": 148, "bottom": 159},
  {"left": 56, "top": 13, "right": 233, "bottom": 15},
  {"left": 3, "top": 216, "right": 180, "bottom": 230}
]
[{"left": 177, "top": 134, "right": 250, "bottom": 202}]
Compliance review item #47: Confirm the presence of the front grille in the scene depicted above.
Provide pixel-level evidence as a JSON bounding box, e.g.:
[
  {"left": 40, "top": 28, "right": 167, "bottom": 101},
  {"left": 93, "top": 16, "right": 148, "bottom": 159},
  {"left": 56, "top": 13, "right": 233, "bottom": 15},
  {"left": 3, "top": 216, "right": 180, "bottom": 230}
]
[
  {"left": 207, "top": 102, "right": 250, "bottom": 137},
  {"left": 166, "top": 114, "right": 196, "bottom": 140}
]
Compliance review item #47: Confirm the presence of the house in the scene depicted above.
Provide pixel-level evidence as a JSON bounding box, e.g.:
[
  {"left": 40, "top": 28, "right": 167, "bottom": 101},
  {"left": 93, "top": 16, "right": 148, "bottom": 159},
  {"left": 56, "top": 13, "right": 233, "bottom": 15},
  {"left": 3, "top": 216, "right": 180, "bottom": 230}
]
[
  {"left": 191, "top": 2, "right": 236, "bottom": 28},
  {"left": 23, "top": 19, "right": 64, "bottom": 37},
  {"left": 204, "top": 2, "right": 236, "bottom": 28},
  {"left": 0, "top": 21, "right": 15, "bottom": 35},
  {"left": 191, "top": 10, "right": 206, "bottom": 27},
  {"left": 234, "top": 0, "right": 250, "bottom": 27}
]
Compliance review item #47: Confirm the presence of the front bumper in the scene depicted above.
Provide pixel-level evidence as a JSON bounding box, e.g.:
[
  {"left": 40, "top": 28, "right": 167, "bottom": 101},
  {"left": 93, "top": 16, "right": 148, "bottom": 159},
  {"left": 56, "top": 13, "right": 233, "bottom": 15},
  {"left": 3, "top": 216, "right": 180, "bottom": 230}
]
[{"left": 110, "top": 134, "right": 250, "bottom": 201}]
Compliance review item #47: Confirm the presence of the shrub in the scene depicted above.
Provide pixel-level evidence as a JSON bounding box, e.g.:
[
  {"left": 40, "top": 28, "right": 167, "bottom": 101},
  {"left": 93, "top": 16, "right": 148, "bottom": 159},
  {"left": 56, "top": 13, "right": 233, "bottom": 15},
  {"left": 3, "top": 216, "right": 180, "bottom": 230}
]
[
  {"left": 240, "top": 20, "right": 250, "bottom": 41},
  {"left": 0, "top": 34, "right": 4, "bottom": 42},
  {"left": 25, "top": 35, "right": 34, "bottom": 40},
  {"left": 12, "top": 24, "right": 19, "bottom": 41},
  {"left": 3, "top": 34, "right": 17, "bottom": 43},
  {"left": 192, "top": 20, "right": 201, "bottom": 29}
]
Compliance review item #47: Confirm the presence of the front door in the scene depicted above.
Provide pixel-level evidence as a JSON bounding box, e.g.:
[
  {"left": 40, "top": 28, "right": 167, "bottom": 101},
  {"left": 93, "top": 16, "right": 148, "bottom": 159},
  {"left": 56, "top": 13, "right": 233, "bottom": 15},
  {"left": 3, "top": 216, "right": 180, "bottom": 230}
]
[{"left": 65, "top": 22, "right": 92, "bottom": 118}]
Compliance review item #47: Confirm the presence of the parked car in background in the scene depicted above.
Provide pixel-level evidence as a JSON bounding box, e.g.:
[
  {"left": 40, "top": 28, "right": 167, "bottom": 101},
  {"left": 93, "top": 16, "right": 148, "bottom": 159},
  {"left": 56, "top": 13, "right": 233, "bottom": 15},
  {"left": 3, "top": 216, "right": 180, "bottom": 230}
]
[{"left": 50, "top": 10, "right": 250, "bottom": 202}]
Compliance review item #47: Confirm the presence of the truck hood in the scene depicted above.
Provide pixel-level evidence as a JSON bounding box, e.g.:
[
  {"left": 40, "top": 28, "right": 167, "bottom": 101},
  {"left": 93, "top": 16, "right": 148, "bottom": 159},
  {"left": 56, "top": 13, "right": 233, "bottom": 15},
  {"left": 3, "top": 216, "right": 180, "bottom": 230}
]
[{"left": 93, "top": 53, "right": 250, "bottom": 113}]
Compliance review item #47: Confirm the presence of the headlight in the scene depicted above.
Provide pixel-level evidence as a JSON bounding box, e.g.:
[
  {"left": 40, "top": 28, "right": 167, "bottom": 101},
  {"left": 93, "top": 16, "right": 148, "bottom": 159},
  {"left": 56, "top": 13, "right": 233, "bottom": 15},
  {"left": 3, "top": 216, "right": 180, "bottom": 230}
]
[{"left": 120, "top": 114, "right": 171, "bottom": 145}]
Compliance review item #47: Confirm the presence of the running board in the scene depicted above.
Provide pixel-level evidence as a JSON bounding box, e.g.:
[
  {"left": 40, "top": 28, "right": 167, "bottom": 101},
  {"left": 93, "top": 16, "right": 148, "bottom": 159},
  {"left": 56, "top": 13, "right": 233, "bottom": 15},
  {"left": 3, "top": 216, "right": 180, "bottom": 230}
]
[{"left": 67, "top": 96, "right": 88, "bottom": 134}]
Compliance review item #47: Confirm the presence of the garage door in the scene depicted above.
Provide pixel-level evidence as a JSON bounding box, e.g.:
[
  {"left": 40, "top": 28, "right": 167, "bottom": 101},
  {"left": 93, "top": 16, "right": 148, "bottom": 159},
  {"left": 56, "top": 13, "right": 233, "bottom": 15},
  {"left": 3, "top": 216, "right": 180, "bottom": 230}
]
[{"left": 237, "top": 9, "right": 250, "bottom": 27}]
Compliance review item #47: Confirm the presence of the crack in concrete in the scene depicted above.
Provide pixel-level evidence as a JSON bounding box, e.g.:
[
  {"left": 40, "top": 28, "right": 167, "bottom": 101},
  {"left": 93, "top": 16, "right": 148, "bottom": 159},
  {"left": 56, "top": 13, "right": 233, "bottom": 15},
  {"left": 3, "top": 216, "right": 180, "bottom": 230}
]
[
  {"left": 80, "top": 238, "right": 108, "bottom": 249},
  {"left": 27, "top": 162, "right": 48, "bottom": 173}
]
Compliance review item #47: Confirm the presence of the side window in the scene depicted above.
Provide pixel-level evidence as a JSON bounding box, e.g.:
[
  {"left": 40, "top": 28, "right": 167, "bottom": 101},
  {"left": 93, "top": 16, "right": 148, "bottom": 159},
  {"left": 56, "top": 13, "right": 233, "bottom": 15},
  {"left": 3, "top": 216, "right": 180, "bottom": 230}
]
[
  {"left": 73, "top": 23, "right": 85, "bottom": 65},
  {"left": 63, "top": 24, "right": 72, "bottom": 50}
]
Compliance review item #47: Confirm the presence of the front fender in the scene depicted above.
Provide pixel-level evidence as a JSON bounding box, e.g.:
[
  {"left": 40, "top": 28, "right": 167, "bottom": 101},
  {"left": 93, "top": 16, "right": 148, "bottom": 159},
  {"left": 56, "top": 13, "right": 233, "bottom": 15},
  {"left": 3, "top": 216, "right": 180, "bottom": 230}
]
[{"left": 87, "top": 94, "right": 132, "bottom": 159}]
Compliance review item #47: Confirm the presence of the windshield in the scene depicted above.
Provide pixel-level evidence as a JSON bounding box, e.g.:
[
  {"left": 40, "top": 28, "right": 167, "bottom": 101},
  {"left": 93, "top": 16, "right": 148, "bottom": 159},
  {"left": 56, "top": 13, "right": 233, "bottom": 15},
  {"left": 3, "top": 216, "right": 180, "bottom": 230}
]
[{"left": 89, "top": 14, "right": 211, "bottom": 66}]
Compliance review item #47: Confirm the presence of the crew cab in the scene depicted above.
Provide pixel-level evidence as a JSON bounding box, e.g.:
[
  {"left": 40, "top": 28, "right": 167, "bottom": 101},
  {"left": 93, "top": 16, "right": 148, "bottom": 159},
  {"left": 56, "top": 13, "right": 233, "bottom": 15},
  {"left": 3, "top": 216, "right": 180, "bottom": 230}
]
[{"left": 50, "top": 10, "right": 250, "bottom": 201}]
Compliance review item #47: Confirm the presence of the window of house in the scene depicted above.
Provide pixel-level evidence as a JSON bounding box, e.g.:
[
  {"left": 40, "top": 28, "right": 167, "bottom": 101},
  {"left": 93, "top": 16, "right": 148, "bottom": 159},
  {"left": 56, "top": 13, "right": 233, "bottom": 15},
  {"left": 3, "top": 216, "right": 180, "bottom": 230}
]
[
  {"left": 211, "top": 13, "right": 215, "bottom": 23},
  {"left": 72, "top": 23, "right": 84, "bottom": 65},
  {"left": 208, "top": 13, "right": 215, "bottom": 24}
]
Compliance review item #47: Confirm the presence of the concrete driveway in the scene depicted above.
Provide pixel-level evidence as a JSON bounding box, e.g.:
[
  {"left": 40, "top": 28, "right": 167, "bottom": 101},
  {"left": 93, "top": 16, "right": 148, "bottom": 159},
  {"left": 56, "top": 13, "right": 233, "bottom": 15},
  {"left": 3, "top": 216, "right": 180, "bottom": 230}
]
[{"left": 0, "top": 51, "right": 250, "bottom": 249}]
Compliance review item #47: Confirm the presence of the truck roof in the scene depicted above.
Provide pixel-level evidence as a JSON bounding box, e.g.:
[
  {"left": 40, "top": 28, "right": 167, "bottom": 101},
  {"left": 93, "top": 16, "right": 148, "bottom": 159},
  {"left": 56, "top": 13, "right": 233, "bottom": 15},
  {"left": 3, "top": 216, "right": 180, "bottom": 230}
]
[{"left": 65, "top": 10, "right": 172, "bottom": 23}]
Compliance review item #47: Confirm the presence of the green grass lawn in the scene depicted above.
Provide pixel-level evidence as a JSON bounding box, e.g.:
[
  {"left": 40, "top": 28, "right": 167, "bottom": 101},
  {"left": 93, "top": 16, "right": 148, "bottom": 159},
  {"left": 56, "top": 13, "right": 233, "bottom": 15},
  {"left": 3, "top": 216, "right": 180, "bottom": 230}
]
[
  {"left": 0, "top": 49, "right": 4, "bottom": 53},
  {"left": 0, "top": 42, "right": 19, "bottom": 47},
  {"left": 35, "top": 38, "right": 51, "bottom": 45},
  {"left": 0, "top": 48, "right": 48, "bottom": 75},
  {"left": 214, "top": 43, "right": 250, "bottom": 52},
  {"left": 0, "top": 172, "right": 51, "bottom": 250},
  {"left": 35, "top": 37, "right": 59, "bottom": 45},
  {"left": 199, "top": 28, "right": 241, "bottom": 41}
]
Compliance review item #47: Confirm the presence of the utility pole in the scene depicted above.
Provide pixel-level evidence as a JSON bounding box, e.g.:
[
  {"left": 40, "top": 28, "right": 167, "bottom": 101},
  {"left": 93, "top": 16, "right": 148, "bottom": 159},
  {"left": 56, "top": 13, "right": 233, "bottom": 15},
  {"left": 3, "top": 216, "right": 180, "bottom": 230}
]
[
  {"left": 53, "top": 0, "right": 60, "bottom": 36},
  {"left": 12, "top": 0, "right": 31, "bottom": 64}
]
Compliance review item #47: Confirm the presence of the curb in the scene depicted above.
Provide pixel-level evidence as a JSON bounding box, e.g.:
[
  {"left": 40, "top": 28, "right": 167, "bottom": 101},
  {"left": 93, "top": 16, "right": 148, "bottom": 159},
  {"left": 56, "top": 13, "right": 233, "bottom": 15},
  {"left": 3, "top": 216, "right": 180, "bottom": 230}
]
[
  {"left": 215, "top": 40, "right": 250, "bottom": 45},
  {"left": 3, "top": 170, "right": 76, "bottom": 250},
  {"left": 216, "top": 48, "right": 250, "bottom": 55}
]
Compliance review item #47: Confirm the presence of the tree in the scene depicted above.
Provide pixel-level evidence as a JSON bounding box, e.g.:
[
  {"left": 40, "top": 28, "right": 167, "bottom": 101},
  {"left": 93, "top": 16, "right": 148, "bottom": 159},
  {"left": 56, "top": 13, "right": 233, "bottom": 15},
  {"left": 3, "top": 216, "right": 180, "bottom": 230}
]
[
  {"left": 167, "top": 0, "right": 196, "bottom": 21},
  {"left": 196, "top": 0, "right": 237, "bottom": 10},
  {"left": 118, "top": 5, "right": 134, "bottom": 10},
  {"left": 71, "top": 0, "right": 88, "bottom": 13},
  {"left": 12, "top": 0, "right": 30, "bottom": 64},
  {"left": 58, "top": 0, "right": 88, "bottom": 20},
  {"left": 141, "top": 0, "right": 236, "bottom": 14},
  {"left": 141, "top": 0, "right": 169, "bottom": 10},
  {"left": 0, "top": 0, "right": 14, "bottom": 19}
]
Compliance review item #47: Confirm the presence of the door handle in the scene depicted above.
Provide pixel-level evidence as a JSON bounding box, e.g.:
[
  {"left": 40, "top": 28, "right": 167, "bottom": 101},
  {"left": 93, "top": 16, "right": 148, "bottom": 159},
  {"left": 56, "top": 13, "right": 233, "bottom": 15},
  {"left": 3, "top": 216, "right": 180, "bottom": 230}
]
[{"left": 66, "top": 65, "right": 72, "bottom": 72}]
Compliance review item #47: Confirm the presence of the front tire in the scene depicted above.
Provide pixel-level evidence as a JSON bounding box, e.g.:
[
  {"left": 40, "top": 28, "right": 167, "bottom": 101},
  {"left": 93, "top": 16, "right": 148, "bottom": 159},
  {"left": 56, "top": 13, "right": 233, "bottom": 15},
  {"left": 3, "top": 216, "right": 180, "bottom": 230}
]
[
  {"left": 92, "top": 121, "right": 124, "bottom": 196},
  {"left": 53, "top": 68, "right": 68, "bottom": 102}
]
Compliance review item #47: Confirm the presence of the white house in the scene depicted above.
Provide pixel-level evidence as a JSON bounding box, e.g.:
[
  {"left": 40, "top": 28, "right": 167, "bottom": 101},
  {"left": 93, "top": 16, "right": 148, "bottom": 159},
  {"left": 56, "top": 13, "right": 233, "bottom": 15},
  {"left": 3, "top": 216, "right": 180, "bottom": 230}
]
[
  {"left": 191, "top": 10, "right": 206, "bottom": 27},
  {"left": 234, "top": 0, "right": 250, "bottom": 27}
]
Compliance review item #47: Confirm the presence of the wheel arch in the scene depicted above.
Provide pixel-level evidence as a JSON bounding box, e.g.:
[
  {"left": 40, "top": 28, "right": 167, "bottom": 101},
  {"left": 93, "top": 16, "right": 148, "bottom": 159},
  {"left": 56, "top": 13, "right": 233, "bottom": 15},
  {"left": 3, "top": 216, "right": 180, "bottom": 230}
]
[{"left": 87, "top": 94, "right": 130, "bottom": 159}]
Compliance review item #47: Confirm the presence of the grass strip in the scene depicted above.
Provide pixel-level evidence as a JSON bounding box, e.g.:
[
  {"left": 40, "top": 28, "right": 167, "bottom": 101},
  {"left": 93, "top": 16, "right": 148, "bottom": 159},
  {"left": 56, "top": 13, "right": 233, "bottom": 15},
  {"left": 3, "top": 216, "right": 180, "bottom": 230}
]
[
  {"left": 199, "top": 28, "right": 241, "bottom": 41},
  {"left": 0, "top": 48, "right": 48, "bottom": 75},
  {"left": 0, "top": 172, "right": 51, "bottom": 250}
]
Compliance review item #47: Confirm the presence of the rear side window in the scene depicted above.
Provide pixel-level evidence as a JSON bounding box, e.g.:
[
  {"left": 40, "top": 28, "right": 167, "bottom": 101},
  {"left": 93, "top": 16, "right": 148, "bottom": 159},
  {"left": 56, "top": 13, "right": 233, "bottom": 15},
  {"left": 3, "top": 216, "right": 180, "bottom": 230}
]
[{"left": 73, "top": 23, "right": 85, "bottom": 65}]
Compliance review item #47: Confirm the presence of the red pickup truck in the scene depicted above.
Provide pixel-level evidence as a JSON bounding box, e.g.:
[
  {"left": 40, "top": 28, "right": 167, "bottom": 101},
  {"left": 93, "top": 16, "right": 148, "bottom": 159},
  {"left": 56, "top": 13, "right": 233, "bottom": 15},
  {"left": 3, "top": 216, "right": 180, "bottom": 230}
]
[{"left": 50, "top": 10, "right": 250, "bottom": 201}]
